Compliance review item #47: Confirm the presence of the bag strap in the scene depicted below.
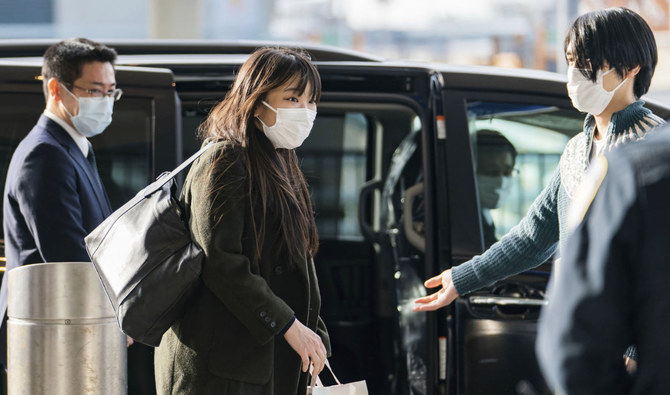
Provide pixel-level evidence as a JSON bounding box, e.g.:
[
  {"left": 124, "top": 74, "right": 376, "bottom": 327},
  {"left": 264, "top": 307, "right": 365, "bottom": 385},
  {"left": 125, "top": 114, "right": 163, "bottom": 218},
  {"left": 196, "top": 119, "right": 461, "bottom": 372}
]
[
  {"left": 307, "top": 359, "right": 341, "bottom": 393},
  {"left": 144, "top": 141, "right": 215, "bottom": 195},
  {"left": 324, "top": 360, "right": 341, "bottom": 385},
  {"left": 164, "top": 141, "right": 215, "bottom": 181},
  {"left": 307, "top": 373, "right": 315, "bottom": 395}
]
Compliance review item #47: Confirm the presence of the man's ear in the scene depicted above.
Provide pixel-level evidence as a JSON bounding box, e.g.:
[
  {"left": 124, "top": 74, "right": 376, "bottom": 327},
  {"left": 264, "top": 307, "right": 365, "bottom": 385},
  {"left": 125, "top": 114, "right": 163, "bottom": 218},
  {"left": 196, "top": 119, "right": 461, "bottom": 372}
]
[
  {"left": 626, "top": 65, "right": 641, "bottom": 79},
  {"left": 47, "top": 78, "right": 62, "bottom": 102}
]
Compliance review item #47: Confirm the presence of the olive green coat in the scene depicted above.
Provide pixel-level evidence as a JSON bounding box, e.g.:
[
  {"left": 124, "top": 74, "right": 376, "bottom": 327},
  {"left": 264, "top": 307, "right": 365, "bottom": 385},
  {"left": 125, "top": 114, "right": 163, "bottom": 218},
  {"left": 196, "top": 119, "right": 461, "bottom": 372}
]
[{"left": 155, "top": 142, "right": 330, "bottom": 394}]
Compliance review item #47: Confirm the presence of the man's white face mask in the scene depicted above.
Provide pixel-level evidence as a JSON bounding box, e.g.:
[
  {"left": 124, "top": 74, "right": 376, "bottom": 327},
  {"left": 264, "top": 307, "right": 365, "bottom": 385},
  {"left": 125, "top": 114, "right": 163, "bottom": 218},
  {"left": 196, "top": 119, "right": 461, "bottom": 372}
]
[
  {"left": 478, "top": 175, "right": 512, "bottom": 209},
  {"left": 567, "top": 66, "right": 627, "bottom": 115},
  {"left": 61, "top": 84, "right": 114, "bottom": 138},
  {"left": 257, "top": 101, "right": 316, "bottom": 149}
]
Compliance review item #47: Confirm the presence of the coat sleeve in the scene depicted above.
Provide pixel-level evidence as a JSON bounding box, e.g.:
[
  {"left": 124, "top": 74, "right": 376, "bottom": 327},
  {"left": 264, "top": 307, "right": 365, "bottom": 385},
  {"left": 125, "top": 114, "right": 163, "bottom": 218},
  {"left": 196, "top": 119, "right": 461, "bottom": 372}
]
[
  {"left": 536, "top": 160, "right": 637, "bottom": 395},
  {"left": 317, "top": 315, "right": 331, "bottom": 357},
  {"left": 186, "top": 145, "right": 295, "bottom": 345},
  {"left": 451, "top": 168, "right": 561, "bottom": 295},
  {"left": 15, "top": 144, "right": 91, "bottom": 262}
]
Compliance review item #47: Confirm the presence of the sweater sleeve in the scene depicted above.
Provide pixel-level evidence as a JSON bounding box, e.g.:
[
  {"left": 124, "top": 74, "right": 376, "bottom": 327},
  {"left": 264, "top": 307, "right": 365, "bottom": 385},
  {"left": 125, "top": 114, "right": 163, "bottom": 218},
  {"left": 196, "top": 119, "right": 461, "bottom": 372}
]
[
  {"left": 186, "top": 144, "right": 295, "bottom": 345},
  {"left": 451, "top": 167, "right": 561, "bottom": 295}
]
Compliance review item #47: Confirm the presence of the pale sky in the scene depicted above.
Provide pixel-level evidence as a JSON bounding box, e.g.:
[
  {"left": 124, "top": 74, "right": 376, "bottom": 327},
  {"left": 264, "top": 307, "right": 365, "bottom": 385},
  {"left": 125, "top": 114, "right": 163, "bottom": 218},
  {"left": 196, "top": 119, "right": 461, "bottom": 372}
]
[
  {"left": 337, "top": 0, "right": 558, "bottom": 30},
  {"left": 340, "top": 0, "right": 496, "bottom": 30}
]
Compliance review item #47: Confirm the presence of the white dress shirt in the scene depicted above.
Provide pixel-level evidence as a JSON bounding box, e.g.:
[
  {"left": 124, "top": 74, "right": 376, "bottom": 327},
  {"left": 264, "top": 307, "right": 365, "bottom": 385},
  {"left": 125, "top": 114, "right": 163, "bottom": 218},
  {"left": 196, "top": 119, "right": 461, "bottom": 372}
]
[{"left": 43, "top": 110, "right": 89, "bottom": 157}]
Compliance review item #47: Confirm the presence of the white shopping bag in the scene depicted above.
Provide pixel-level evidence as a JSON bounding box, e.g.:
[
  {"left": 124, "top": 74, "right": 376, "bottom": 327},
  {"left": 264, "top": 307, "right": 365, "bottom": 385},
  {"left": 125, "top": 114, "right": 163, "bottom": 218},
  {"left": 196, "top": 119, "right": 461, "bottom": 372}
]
[{"left": 307, "top": 360, "right": 368, "bottom": 395}]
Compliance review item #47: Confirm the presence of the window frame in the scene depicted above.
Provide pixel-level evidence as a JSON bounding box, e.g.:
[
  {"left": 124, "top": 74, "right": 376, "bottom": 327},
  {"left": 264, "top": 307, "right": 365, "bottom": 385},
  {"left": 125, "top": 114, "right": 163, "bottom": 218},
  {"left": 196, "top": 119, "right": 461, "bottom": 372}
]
[{"left": 439, "top": 88, "right": 578, "bottom": 260}]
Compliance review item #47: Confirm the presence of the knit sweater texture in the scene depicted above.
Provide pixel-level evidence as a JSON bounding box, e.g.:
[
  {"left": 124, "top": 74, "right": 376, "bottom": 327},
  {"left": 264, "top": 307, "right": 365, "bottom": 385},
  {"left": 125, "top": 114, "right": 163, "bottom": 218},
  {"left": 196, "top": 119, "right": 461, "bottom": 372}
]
[{"left": 451, "top": 100, "right": 666, "bottom": 295}]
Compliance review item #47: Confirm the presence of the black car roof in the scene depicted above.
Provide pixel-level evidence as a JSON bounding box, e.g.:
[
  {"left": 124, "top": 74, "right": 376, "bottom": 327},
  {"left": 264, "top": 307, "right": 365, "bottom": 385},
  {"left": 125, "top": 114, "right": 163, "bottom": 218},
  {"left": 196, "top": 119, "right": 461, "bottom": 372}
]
[
  {"left": 0, "top": 39, "right": 384, "bottom": 62},
  {"left": 2, "top": 39, "right": 667, "bottom": 113}
]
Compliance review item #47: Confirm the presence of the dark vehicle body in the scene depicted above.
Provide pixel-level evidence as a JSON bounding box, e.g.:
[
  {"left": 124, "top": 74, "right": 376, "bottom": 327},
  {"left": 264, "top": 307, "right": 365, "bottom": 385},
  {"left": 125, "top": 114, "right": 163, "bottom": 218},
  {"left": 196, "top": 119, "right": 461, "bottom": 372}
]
[{"left": 0, "top": 40, "right": 668, "bottom": 395}]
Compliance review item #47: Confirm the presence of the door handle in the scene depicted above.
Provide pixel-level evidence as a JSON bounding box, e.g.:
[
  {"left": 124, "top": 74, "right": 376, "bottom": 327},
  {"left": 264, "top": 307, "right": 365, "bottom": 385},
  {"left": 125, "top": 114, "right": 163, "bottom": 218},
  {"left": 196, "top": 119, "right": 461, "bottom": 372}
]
[
  {"left": 468, "top": 296, "right": 548, "bottom": 307},
  {"left": 403, "top": 182, "right": 425, "bottom": 252},
  {"left": 358, "top": 179, "right": 381, "bottom": 243}
]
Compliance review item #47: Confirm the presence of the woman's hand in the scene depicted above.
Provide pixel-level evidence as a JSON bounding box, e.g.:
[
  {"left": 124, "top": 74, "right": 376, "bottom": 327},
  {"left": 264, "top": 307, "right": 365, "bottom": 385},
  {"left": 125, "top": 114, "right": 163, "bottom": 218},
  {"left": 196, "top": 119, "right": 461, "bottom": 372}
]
[
  {"left": 283, "top": 319, "right": 328, "bottom": 375},
  {"left": 412, "top": 269, "right": 460, "bottom": 311}
]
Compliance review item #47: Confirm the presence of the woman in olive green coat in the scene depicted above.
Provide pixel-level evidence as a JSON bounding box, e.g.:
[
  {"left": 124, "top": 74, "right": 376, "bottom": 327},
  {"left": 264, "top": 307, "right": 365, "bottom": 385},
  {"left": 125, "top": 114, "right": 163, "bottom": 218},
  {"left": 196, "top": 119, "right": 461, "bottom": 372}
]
[{"left": 155, "top": 47, "right": 330, "bottom": 395}]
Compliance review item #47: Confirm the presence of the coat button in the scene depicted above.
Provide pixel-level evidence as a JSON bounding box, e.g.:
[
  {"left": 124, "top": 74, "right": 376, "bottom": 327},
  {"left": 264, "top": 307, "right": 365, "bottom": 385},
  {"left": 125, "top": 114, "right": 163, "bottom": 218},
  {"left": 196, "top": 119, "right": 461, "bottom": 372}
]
[
  {"left": 274, "top": 266, "right": 284, "bottom": 275},
  {"left": 260, "top": 311, "right": 267, "bottom": 318},
  {"left": 270, "top": 322, "right": 277, "bottom": 328},
  {"left": 265, "top": 316, "right": 271, "bottom": 323}
]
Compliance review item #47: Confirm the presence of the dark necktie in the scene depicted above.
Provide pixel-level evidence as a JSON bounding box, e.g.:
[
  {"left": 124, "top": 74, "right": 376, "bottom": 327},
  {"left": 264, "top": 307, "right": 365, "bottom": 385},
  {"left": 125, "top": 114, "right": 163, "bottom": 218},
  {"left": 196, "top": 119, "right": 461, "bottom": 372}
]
[
  {"left": 86, "top": 145, "right": 98, "bottom": 173},
  {"left": 86, "top": 143, "right": 112, "bottom": 214}
]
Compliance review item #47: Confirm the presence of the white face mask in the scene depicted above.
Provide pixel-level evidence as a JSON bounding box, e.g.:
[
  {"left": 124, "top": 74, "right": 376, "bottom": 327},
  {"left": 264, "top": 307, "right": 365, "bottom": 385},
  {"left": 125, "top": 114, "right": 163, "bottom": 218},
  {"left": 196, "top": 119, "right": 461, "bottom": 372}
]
[
  {"left": 61, "top": 84, "right": 114, "bottom": 138},
  {"left": 257, "top": 101, "right": 316, "bottom": 149},
  {"left": 567, "top": 66, "right": 627, "bottom": 115},
  {"left": 477, "top": 175, "right": 512, "bottom": 209}
]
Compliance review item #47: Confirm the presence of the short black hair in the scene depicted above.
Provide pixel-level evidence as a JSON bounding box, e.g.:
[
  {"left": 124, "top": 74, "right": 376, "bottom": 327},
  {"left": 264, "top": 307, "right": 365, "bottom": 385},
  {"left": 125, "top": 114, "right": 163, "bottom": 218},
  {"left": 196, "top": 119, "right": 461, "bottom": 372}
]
[
  {"left": 476, "top": 129, "right": 517, "bottom": 159},
  {"left": 41, "top": 38, "right": 117, "bottom": 99},
  {"left": 564, "top": 7, "right": 657, "bottom": 98}
]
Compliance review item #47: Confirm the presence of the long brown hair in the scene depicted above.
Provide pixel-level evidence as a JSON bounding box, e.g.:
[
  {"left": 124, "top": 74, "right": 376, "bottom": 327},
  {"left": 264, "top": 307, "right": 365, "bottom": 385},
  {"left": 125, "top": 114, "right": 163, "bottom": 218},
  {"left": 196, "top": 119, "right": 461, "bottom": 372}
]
[{"left": 199, "top": 47, "right": 320, "bottom": 264}]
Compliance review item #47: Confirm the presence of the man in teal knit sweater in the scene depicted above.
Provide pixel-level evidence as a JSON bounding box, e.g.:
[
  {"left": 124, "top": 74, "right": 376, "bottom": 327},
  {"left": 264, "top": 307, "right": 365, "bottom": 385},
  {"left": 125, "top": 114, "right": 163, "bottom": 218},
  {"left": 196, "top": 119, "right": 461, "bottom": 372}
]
[{"left": 413, "top": 7, "right": 666, "bottom": 344}]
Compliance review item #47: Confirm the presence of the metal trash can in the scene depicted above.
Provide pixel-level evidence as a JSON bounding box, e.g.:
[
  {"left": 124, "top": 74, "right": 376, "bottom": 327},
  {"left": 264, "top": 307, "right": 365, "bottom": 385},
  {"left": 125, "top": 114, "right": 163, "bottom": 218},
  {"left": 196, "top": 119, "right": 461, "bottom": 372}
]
[{"left": 7, "top": 262, "right": 126, "bottom": 394}]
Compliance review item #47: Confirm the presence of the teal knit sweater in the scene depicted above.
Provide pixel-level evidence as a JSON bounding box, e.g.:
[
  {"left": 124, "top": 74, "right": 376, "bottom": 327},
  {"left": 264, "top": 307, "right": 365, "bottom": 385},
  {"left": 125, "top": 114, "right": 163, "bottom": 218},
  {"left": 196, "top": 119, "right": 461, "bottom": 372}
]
[{"left": 451, "top": 100, "right": 666, "bottom": 295}]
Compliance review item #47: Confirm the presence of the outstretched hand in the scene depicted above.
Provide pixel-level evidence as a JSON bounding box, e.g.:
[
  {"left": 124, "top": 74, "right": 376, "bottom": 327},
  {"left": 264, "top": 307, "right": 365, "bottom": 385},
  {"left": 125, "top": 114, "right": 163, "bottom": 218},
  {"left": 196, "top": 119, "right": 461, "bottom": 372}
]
[
  {"left": 283, "top": 319, "right": 328, "bottom": 376},
  {"left": 412, "top": 269, "right": 460, "bottom": 311}
]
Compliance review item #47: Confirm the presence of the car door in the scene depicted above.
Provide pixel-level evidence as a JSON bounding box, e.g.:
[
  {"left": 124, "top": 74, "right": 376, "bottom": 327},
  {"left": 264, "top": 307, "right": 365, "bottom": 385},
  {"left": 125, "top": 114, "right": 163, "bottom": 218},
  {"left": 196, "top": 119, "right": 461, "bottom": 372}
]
[
  {"left": 432, "top": 71, "right": 585, "bottom": 394},
  {"left": 0, "top": 60, "right": 179, "bottom": 308}
]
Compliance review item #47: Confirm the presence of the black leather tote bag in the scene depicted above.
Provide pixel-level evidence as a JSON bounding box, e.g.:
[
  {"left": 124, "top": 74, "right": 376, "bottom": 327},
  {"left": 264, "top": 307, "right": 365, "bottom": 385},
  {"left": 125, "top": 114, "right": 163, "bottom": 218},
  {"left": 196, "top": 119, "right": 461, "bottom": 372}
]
[{"left": 85, "top": 142, "right": 213, "bottom": 347}]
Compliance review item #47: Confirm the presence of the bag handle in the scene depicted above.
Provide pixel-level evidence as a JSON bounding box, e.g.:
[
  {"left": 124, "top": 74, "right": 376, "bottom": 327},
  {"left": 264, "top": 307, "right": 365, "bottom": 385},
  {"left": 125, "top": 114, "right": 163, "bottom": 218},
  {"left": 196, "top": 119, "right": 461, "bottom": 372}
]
[
  {"left": 144, "top": 141, "right": 215, "bottom": 196},
  {"left": 323, "top": 360, "right": 341, "bottom": 385},
  {"left": 307, "top": 360, "right": 341, "bottom": 392},
  {"left": 163, "top": 141, "right": 215, "bottom": 181}
]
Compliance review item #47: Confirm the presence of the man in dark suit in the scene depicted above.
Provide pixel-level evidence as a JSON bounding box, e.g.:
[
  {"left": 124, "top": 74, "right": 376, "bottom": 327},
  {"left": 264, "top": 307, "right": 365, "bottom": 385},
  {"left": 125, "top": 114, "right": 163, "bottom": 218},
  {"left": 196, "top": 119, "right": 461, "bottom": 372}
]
[
  {"left": 0, "top": 37, "right": 119, "bottom": 377},
  {"left": 537, "top": 124, "right": 670, "bottom": 394}
]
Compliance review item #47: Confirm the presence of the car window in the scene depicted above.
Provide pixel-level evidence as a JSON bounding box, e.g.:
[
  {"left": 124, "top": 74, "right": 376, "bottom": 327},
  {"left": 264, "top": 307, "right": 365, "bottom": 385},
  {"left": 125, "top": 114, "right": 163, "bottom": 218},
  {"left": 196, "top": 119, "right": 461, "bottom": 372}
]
[
  {"left": 0, "top": 93, "right": 44, "bottom": 205},
  {"left": 467, "top": 101, "right": 583, "bottom": 247},
  {"left": 94, "top": 97, "right": 154, "bottom": 208}
]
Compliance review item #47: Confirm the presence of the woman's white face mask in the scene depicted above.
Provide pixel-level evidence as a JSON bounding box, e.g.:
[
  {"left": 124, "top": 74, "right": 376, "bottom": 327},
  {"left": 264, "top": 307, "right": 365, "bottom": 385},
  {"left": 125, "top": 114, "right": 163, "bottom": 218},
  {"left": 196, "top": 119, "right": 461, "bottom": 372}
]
[
  {"left": 567, "top": 66, "right": 627, "bottom": 115},
  {"left": 257, "top": 101, "right": 316, "bottom": 149}
]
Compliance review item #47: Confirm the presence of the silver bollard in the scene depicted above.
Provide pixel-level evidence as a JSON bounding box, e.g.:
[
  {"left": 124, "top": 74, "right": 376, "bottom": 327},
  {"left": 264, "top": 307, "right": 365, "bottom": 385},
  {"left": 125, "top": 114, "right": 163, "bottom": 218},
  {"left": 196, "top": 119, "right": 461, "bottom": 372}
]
[{"left": 7, "top": 262, "right": 126, "bottom": 394}]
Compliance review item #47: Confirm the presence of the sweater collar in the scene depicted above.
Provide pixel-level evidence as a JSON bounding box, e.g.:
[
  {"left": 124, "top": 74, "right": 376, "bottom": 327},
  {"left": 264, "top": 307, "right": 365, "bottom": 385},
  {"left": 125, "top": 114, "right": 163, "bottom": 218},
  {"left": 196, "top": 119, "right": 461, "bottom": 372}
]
[{"left": 583, "top": 100, "right": 647, "bottom": 143}]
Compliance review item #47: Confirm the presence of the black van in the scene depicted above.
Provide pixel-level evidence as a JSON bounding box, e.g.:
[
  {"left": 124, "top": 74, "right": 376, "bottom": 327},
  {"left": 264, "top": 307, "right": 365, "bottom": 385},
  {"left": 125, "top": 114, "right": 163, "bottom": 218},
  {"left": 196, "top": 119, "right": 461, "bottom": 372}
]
[{"left": 1, "top": 41, "right": 669, "bottom": 395}]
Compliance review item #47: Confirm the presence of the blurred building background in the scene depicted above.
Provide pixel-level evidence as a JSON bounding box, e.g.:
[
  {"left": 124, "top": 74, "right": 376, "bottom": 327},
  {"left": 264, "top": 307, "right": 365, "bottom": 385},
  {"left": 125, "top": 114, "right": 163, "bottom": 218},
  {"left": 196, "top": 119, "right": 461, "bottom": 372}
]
[{"left": 0, "top": 0, "right": 668, "bottom": 104}]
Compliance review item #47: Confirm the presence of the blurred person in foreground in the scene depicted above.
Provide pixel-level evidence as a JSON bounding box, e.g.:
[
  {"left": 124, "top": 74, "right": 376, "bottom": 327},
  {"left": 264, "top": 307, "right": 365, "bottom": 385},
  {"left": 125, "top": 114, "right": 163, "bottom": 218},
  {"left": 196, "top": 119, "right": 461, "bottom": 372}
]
[
  {"left": 537, "top": 123, "right": 670, "bottom": 394},
  {"left": 475, "top": 129, "right": 518, "bottom": 249},
  {"left": 413, "top": 7, "right": 665, "bottom": 323},
  {"left": 154, "top": 47, "right": 330, "bottom": 394}
]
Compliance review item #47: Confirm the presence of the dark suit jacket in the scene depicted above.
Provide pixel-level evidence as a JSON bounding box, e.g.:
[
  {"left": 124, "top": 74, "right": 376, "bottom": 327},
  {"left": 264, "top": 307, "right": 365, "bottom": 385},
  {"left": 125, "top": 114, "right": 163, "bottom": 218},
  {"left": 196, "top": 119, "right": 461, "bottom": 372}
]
[
  {"left": 537, "top": 125, "right": 670, "bottom": 394},
  {"left": 0, "top": 114, "right": 112, "bottom": 365},
  {"left": 155, "top": 142, "right": 330, "bottom": 394}
]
